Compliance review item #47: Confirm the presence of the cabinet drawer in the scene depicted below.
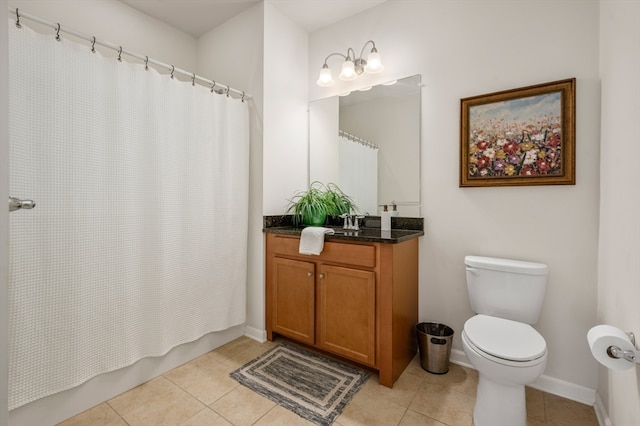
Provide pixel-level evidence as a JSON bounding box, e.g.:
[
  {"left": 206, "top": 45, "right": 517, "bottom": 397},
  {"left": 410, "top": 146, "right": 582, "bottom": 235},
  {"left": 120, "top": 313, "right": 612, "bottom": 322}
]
[{"left": 269, "top": 235, "right": 376, "bottom": 268}]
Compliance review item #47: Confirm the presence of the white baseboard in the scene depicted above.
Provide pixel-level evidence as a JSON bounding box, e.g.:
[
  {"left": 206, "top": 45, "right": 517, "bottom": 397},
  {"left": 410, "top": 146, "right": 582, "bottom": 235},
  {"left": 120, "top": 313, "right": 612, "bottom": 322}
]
[
  {"left": 529, "top": 372, "right": 596, "bottom": 406},
  {"left": 449, "top": 347, "right": 475, "bottom": 369},
  {"left": 244, "top": 325, "right": 267, "bottom": 342},
  {"left": 450, "top": 349, "right": 597, "bottom": 406},
  {"left": 593, "top": 391, "right": 612, "bottom": 426}
]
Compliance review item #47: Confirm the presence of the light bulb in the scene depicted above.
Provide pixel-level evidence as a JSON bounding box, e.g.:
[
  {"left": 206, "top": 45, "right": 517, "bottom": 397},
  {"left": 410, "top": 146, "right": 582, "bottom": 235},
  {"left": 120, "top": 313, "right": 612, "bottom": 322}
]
[
  {"left": 339, "top": 60, "right": 357, "bottom": 81},
  {"left": 317, "top": 65, "right": 334, "bottom": 87},
  {"left": 364, "top": 50, "right": 383, "bottom": 73}
]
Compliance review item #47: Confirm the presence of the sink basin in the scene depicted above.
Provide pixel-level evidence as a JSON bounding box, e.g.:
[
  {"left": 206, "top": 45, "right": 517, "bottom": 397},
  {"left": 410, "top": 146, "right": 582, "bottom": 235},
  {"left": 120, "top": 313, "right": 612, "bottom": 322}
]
[{"left": 328, "top": 228, "right": 360, "bottom": 236}]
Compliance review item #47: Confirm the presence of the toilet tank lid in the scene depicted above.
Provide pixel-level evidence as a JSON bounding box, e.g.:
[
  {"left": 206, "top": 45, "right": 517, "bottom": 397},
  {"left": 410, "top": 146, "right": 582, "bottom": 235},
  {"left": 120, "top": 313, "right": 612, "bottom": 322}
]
[{"left": 465, "top": 256, "right": 548, "bottom": 276}]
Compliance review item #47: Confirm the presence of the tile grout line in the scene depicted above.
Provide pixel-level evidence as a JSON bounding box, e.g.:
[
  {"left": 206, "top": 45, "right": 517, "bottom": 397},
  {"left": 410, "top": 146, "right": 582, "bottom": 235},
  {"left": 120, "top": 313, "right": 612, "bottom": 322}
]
[
  {"left": 394, "top": 407, "right": 410, "bottom": 426},
  {"left": 106, "top": 399, "right": 131, "bottom": 425}
]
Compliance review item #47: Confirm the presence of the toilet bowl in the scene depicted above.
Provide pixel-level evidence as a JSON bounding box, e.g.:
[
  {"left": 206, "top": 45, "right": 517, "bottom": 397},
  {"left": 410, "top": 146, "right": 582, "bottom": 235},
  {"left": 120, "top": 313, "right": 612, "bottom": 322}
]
[
  {"left": 462, "top": 314, "right": 547, "bottom": 426},
  {"left": 463, "top": 255, "right": 548, "bottom": 426}
]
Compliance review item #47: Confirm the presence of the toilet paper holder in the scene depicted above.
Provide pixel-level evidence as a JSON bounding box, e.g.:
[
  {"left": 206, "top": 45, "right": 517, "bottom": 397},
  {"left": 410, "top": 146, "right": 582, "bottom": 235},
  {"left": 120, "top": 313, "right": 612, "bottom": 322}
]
[{"left": 606, "top": 332, "right": 639, "bottom": 364}]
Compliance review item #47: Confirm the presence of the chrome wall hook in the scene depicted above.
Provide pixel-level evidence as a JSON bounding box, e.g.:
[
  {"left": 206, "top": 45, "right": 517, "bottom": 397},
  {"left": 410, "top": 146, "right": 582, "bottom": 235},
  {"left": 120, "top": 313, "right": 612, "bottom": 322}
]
[{"left": 9, "top": 197, "right": 36, "bottom": 212}]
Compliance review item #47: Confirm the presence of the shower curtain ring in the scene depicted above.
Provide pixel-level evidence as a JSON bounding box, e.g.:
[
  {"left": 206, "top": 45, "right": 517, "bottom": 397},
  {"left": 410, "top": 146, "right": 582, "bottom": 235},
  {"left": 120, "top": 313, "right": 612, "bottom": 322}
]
[
  {"left": 210, "top": 81, "right": 216, "bottom": 93},
  {"left": 192, "top": 73, "right": 196, "bottom": 86},
  {"left": 241, "top": 91, "right": 245, "bottom": 102},
  {"left": 55, "top": 23, "right": 61, "bottom": 41},
  {"left": 170, "top": 65, "right": 175, "bottom": 79},
  {"left": 91, "top": 36, "right": 96, "bottom": 53},
  {"left": 225, "top": 85, "right": 230, "bottom": 97},
  {"left": 144, "top": 56, "right": 149, "bottom": 70},
  {"left": 117, "top": 46, "right": 123, "bottom": 62},
  {"left": 15, "top": 9, "right": 21, "bottom": 28}
]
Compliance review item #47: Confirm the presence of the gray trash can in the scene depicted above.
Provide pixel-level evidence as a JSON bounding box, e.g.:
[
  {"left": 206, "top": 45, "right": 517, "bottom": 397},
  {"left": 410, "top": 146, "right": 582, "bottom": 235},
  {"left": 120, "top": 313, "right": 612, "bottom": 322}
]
[{"left": 416, "top": 322, "right": 454, "bottom": 374}]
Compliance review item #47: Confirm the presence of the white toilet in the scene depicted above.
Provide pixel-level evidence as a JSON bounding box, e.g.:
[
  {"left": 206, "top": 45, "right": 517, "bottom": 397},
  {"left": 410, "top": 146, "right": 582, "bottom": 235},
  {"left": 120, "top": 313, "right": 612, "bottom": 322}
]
[{"left": 462, "top": 256, "right": 548, "bottom": 426}]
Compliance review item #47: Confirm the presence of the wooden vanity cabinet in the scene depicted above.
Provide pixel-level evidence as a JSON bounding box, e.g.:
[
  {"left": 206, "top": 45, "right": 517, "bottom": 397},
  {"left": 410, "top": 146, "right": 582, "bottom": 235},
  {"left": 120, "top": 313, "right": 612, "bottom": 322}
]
[{"left": 265, "top": 232, "right": 419, "bottom": 387}]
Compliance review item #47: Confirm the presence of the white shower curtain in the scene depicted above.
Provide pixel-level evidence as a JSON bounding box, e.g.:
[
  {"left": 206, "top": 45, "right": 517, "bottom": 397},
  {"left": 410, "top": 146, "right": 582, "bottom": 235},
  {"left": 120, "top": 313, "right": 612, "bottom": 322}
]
[
  {"left": 8, "top": 23, "right": 249, "bottom": 410},
  {"left": 339, "top": 134, "right": 378, "bottom": 215}
]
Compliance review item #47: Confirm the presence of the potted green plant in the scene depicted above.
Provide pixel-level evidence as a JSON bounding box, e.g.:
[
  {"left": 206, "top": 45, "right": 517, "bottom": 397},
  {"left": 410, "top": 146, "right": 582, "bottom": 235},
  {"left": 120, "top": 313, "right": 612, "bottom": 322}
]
[
  {"left": 324, "top": 182, "right": 357, "bottom": 217},
  {"left": 286, "top": 181, "right": 357, "bottom": 226}
]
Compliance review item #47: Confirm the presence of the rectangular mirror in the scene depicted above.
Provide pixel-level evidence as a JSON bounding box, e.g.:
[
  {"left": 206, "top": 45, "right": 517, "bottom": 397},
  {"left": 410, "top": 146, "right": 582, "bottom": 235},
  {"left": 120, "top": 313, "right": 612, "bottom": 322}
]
[{"left": 309, "top": 74, "right": 422, "bottom": 217}]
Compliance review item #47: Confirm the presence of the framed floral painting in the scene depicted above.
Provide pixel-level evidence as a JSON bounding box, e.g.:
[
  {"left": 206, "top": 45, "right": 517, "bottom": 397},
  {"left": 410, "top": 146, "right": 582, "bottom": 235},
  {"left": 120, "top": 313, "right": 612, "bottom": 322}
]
[{"left": 460, "top": 78, "right": 575, "bottom": 187}]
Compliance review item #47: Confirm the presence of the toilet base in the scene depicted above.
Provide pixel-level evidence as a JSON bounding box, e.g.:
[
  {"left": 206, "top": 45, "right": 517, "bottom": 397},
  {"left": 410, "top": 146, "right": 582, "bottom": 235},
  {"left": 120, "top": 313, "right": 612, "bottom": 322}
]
[{"left": 473, "top": 374, "right": 526, "bottom": 426}]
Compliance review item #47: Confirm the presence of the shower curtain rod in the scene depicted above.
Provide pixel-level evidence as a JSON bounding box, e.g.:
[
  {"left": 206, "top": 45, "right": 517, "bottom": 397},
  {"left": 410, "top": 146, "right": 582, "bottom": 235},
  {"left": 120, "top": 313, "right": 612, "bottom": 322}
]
[
  {"left": 9, "top": 8, "right": 251, "bottom": 100},
  {"left": 339, "top": 129, "right": 379, "bottom": 150}
]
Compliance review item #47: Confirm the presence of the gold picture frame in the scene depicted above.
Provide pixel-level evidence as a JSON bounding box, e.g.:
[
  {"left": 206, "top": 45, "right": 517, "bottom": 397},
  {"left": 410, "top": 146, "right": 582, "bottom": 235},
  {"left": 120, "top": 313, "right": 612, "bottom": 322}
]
[{"left": 460, "top": 78, "right": 575, "bottom": 187}]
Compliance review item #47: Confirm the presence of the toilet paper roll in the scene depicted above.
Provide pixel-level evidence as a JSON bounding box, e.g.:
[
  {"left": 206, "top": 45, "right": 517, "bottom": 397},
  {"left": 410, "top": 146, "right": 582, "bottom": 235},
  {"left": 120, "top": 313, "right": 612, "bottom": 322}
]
[{"left": 587, "top": 325, "right": 636, "bottom": 371}]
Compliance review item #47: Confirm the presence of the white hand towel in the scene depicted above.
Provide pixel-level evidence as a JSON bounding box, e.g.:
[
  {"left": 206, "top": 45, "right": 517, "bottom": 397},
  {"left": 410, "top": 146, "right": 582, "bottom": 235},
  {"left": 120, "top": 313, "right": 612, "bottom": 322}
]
[{"left": 299, "top": 227, "right": 335, "bottom": 255}]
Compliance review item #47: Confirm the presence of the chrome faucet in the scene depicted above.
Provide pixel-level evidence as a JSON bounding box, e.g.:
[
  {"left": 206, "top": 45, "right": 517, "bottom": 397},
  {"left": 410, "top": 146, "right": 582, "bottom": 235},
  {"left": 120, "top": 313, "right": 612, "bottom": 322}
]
[{"left": 340, "top": 213, "right": 365, "bottom": 230}]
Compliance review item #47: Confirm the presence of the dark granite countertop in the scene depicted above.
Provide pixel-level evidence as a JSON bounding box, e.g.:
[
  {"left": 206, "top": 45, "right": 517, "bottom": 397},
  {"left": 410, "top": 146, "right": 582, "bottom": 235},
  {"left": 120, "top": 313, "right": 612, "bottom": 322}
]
[{"left": 263, "top": 215, "right": 424, "bottom": 244}]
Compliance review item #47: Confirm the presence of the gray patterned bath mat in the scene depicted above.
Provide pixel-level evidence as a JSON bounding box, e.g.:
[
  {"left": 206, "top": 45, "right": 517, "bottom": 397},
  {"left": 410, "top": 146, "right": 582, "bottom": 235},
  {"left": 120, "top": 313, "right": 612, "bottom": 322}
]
[{"left": 230, "top": 343, "right": 369, "bottom": 425}]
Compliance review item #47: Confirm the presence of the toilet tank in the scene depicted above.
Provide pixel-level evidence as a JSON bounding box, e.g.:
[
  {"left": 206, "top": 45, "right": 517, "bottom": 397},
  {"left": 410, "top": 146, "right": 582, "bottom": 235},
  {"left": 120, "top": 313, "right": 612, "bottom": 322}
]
[{"left": 465, "top": 256, "right": 548, "bottom": 324}]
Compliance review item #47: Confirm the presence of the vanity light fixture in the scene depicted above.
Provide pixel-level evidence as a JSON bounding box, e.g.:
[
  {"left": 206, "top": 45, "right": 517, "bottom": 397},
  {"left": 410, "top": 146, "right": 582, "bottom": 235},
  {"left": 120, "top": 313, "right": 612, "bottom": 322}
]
[{"left": 316, "top": 40, "right": 384, "bottom": 87}]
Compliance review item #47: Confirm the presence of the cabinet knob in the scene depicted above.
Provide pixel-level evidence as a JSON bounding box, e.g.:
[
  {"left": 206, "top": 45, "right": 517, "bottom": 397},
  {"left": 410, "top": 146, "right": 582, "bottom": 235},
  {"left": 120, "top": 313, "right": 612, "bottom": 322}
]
[
  {"left": 319, "top": 273, "right": 325, "bottom": 279},
  {"left": 307, "top": 272, "right": 313, "bottom": 277}
]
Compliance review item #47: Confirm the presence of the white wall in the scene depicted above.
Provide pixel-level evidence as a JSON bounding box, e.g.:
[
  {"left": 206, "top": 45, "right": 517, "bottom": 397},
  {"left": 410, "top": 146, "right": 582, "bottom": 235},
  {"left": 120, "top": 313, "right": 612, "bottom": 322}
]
[
  {"left": 197, "top": 2, "right": 266, "bottom": 342},
  {"left": 597, "top": 0, "right": 640, "bottom": 424},
  {"left": 309, "top": 97, "right": 340, "bottom": 184},
  {"left": 309, "top": 0, "right": 600, "bottom": 401},
  {"left": 197, "top": 3, "right": 263, "bottom": 99},
  {"left": 262, "top": 1, "right": 309, "bottom": 215}
]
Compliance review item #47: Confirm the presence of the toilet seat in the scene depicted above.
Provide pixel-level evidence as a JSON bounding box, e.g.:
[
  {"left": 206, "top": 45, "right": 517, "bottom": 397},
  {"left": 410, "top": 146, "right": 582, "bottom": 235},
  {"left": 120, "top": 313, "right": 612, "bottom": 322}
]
[{"left": 464, "top": 314, "right": 547, "bottom": 362}]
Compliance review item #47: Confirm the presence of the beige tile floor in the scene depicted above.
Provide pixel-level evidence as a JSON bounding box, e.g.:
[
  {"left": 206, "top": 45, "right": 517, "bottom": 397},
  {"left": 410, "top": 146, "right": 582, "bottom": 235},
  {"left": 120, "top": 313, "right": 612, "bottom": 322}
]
[{"left": 58, "top": 336, "right": 598, "bottom": 426}]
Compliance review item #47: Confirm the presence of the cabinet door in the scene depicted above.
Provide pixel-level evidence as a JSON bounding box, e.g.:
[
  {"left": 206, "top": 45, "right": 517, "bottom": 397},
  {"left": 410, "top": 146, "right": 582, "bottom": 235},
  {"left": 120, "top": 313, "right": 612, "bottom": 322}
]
[
  {"left": 272, "top": 257, "right": 315, "bottom": 345},
  {"left": 317, "top": 264, "right": 376, "bottom": 366}
]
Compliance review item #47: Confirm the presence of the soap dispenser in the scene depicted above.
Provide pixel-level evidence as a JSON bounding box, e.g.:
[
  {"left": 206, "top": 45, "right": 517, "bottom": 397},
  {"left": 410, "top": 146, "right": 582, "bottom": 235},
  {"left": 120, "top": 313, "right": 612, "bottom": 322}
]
[
  {"left": 381, "top": 204, "right": 391, "bottom": 231},
  {"left": 390, "top": 201, "right": 399, "bottom": 217}
]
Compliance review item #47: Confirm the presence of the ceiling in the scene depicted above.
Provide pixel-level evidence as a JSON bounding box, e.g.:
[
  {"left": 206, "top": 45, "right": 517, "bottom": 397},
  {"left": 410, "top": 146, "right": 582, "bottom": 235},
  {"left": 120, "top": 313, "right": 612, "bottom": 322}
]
[{"left": 117, "top": 0, "right": 387, "bottom": 38}]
